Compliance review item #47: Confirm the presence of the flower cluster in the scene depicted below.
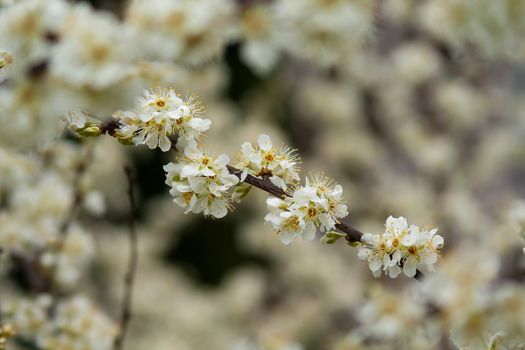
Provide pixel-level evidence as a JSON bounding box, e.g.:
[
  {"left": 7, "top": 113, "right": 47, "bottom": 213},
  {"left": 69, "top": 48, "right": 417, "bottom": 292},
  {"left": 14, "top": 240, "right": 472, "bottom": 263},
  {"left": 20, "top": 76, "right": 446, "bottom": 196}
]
[
  {"left": 67, "top": 86, "right": 445, "bottom": 281},
  {"left": 37, "top": 296, "right": 118, "bottom": 350},
  {"left": 237, "top": 134, "right": 300, "bottom": 190},
  {"left": 115, "top": 88, "right": 210, "bottom": 152},
  {"left": 164, "top": 145, "right": 239, "bottom": 219},
  {"left": 4, "top": 296, "right": 117, "bottom": 350},
  {"left": 358, "top": 216, "right": 444, "bottom": 278},
  {"left": 0, "top": 143, "right": 102, "bottom": 288},
  {"left": 126, "top": 0, "right": 235, "bottom": 65},
  {"left": 419, "top": 0, "right": 525, "bottom": 59},
  {"left": 265, "top": 175, "right": 348, "bottom": 245}
]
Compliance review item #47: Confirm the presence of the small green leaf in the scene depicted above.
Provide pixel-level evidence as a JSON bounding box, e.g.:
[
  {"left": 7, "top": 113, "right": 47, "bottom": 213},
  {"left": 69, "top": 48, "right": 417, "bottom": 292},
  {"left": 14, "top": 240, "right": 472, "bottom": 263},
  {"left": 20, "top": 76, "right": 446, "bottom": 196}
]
[
  {"left": 231, "top": 183, "right": 252, "bottom": 203},
  {"left": 320, "top": 231, "right": 347, "bottom": 244}
]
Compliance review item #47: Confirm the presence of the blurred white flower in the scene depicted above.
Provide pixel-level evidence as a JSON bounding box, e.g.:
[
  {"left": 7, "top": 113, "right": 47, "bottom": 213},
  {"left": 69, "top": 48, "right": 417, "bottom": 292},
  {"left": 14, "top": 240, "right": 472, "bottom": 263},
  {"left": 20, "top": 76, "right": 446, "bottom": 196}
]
[
  {"left": 50, "top": 3, "right": 135, "bottom": 89},
  {"left": 239, "top": 4, "right": 281, "bottom": 75},
  {"left": 126, "top": 0, "right": 235, "bottom": 64},
  {"left": 418, "top": 0, "right": 525, "bottom": 59},
  {"left": 273, "top": 0, "right": 373, "bottom": 66},
  {"left": 0, "top": 0, "right": 69, "bottom": 72},
  {"left": 36, "top": 296, "right": 118, "bottom": 350}
]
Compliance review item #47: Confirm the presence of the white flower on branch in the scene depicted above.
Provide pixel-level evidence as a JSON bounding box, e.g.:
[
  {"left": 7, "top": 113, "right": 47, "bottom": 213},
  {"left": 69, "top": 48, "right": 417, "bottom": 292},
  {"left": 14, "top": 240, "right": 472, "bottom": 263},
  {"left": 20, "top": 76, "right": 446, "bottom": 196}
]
[
  {"left": 264, "top": 174, "right": 348, "bottom": 245},
  {"left": 115, "top": 88, "right": 210, "bottom": 152},
  {"left": 164, "top": 144, "right": 239, "bottom": 219},
  {"left": 358, "top": 216, "right": 444, "bottom": 278},
  {"left": 237, "top": 134, "right": 300, "bottom": 190}
]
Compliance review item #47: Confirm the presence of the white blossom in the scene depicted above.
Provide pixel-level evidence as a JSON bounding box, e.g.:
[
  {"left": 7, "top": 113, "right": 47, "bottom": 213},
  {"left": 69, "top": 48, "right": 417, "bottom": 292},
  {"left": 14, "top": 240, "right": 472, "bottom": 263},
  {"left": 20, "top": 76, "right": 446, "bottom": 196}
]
[
  {"left": 116, "top": 88, "right": 211, "bottom": 152},
  {"left": 237, "top": 134, "right": 300, "bottom": 190},
  {"left": 358, "top": 216, "right": 444, "bottom": 278},
  {"left": 239, "top": 4, "right": 281, "bottom": 75},
  {"left": 50, "top": 3, "right": 135, "bottom": 89},
  {"left": 264, "top": 175, "right": 348, "bottom": 245},
  {"left": 126, "top": 0, "right": 235, "bottom": 64},
  {"left": 164, "top": 144, "right": 238, "bottom": 218},
  {"left": 36, "top": 296, "right": 118, "bottom": 350},
  {"left": 273, "top": 0, "right": 373, "bottom": 66}
]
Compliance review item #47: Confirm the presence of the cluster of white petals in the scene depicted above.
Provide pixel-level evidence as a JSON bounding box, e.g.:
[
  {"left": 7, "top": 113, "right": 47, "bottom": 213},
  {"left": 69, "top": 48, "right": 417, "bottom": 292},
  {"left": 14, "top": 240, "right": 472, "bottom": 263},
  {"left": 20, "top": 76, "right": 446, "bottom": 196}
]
[
  {"left": 0, "top": 143, "right": 102, "bottom": 288},
  {"left": 115, "top": 88, "right": 210, "bottom": 152},
  {"left": 164, "top": 144, "right": 238, "bottom": 219},
  {"left": 265, "top": 175, "right": 348, "bottom": 245},
  {"left": 237, "top": 134, "right": 300, "bottom": 190},
  {"left": 4, "top": 296, "right": 117, "bottom": 350},
  {"left": 51, "top": 3, "right": 135, "bottom": 89},
  {"left": 358, "top": 216, "right": 444, "bottom": 278},
  {"left": 419, "top": 0, "right": 525, "bottom": 59},
  {"left": 273, "top": 0, "right": 373, "bottom": 67},
  {"left": 126, "top": 0, "right": 235, "bottom": 64},
  {"left": 38, "top": 296, "right": 118, "bottom": 350}
]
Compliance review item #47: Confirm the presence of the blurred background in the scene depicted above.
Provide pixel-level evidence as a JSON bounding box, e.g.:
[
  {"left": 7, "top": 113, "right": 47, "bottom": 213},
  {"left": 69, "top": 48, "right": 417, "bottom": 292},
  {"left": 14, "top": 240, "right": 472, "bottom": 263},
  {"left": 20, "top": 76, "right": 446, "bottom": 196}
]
[{"left": 1, "top": 0, "right": 525, "bottom": 349}]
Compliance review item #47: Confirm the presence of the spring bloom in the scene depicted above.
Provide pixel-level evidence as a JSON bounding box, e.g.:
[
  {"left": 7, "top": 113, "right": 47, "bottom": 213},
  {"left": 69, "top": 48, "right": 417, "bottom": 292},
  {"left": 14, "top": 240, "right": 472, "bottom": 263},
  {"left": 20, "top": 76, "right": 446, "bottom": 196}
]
[
  {"left": 116, "top": 88, "right": 210, "bottom": 152},
  {"left": 237, "top": 134, "right": 300, "bottom": 190},
  {"left": 358, "top": 216, "right": 444, "bottom": 278},
  {"left": 265, "top": 175, "right": 348, "bottom": 245},
  {"left": 164, "top": 144, "right": 239, "bottom": 218}
]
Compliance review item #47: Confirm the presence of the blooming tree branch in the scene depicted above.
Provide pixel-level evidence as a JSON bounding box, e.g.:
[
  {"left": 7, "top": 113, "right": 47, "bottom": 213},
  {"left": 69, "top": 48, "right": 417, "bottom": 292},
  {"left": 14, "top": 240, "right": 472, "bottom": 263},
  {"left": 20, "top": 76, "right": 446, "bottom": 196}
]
[{"left": 67, "top": 87, "right": 444, "bottom": 279}]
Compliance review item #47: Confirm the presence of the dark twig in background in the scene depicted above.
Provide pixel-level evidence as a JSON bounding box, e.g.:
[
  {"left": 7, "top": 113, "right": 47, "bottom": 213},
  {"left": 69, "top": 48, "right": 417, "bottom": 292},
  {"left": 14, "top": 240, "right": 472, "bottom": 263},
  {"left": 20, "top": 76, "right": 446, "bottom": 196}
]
[{"left": 114, "top": 166, "right": 139, "bottom": 350}]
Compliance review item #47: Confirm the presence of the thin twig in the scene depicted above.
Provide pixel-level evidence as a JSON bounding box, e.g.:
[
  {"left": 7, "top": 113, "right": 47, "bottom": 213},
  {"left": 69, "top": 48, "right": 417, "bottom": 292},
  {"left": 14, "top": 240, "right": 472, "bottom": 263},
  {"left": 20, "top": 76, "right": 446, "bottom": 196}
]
[{"left": 114, "top": 166, "right": 139, "bottom": 350}]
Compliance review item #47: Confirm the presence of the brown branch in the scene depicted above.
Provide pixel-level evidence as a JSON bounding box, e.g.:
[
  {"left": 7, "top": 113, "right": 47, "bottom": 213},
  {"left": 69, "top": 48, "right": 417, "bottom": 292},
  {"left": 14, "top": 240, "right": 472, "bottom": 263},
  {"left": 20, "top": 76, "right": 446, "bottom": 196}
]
[
  {"left": 99, "top": 120, "right": 424, "bottom": 278},
  {"left": 227, "top": 151, "right": 423, "bottom": 279},
  {"left": 226, "top": 166, "right": 364, "bottom": 243},
  {"left": 114, "top": 166, "right": 139, "bottom": 350},
  {"left": 226, "top": 166, "right": 288, "bottom": 199}
]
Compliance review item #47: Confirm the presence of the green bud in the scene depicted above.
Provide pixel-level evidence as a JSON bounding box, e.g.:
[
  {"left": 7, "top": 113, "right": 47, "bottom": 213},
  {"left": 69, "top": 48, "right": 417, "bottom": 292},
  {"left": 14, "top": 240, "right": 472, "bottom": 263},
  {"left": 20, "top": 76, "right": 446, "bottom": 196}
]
[
  {"left": 116, "top": 131, "right": 134, "bottom": 145},
  {"left": 77, "top": 125, "right": 102, "bottom": 137},
  {"left": 320, "top": 231, "right": 347, "bottom": 244},
  {"left": 231, "top": 183, "right": 252, "bottom": 203}
]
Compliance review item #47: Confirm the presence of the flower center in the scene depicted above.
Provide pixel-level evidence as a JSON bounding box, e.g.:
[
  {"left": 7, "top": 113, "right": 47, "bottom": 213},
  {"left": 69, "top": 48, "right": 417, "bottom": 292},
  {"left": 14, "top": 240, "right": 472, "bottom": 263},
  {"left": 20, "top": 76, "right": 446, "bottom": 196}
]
[
  {"left": 264, "top": 152, "right": 274, "bottom": 162},
  {"left": 183, "top": 192, "right": 192, "bottom": 204},
  {"left": 283, "top": 216, "right": 300, "bottom": 231}
]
